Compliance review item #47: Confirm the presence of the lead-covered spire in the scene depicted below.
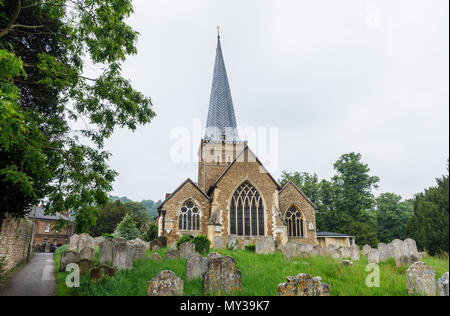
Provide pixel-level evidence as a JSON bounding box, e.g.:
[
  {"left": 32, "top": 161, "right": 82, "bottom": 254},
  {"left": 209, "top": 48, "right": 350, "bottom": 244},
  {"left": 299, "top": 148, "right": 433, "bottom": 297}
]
[{"left": 205, "top": 30, "right": 239, "bottom": 141}]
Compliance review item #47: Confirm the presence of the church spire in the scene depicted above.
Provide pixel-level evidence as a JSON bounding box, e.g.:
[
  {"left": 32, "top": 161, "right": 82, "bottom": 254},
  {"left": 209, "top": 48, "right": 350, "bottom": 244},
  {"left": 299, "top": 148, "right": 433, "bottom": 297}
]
[{"left": 205, "top": 29, "right": 239, "bottom": 141}]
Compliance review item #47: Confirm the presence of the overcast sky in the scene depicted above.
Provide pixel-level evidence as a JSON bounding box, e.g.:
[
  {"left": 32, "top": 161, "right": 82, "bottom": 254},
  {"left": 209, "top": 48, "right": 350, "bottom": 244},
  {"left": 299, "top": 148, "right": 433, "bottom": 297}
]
[{"left": 104, "top": 0, "right": 449, "bottom": 202}]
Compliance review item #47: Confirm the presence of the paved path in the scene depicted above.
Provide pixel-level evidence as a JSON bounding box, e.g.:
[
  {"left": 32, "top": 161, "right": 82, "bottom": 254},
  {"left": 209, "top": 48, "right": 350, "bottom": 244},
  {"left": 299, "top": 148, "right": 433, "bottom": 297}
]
[{"left": 0, "top": 253, "right": 55, "bottom": 296}]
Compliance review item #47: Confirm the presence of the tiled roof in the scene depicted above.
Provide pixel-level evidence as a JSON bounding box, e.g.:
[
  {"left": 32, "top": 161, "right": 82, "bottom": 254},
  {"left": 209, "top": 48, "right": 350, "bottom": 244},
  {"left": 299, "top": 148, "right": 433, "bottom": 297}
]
[
  {"left": 205, "top": 34, "right": 239, "bottom": 141},
  {"left": 27, "top": 206, "right": 72, "bottom": 221},
  {"left": 317, "top": 231, "right": 354, "bottom": 238}
]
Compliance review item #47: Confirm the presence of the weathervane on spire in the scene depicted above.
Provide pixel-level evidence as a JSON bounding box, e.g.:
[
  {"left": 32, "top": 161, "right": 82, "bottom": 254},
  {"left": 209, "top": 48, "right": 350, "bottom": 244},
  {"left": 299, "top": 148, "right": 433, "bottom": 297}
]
[{"left": 216, "top": 25, "right": 220, "bottom": 37}]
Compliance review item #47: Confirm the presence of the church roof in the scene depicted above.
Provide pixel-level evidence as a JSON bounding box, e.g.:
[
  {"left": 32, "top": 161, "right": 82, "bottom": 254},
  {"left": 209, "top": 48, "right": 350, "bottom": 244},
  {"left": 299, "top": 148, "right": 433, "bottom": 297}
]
[
  {"left": 205, "top": 32, "right": 239, "bottom": 141},
  {"left": 317, "top": 231, "right": 355, "bottom": 238},
  {"left": 207, "top": 146, "right": 282, "bottom": 196},
  {"left": 279, "top": 181, "right": 319, "bottom": 210},
  {"left": 158, "top": 178, "right": 211, "bottom": 211}
]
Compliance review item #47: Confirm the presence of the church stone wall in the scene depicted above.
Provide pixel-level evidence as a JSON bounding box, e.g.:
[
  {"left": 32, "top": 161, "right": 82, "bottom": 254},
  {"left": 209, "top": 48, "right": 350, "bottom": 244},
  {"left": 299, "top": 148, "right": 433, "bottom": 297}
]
[
  {"left": 198, "top": 141, "right": 246, "bottom": 192},
  {"left": 159, "top": 181, "right": 211, "bottom": 245},
  {"left": 210, "top": 149, "right": 280, "bottom": 246},
  {"left": 278, "top": 183, "right": 317, "bottom": 245}
]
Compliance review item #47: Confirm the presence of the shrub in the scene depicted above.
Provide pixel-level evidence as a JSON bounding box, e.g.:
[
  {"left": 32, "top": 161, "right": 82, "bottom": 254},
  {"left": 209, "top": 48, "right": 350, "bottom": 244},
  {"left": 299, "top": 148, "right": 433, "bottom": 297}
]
[
  {"left": 102, "top": 233, "right": 115, "bottom": 239},
  {"left": 193, "top": 235, "right": 211, "bottom": 254},
  {"left": 113, "top": 215, "right": 141, "bottom": 240},
  {"left": 176, "top": 235, "right": 194, "bottom": 250},
  {"left": 245, "top": 244, "right": 256, "bottom": 252}
]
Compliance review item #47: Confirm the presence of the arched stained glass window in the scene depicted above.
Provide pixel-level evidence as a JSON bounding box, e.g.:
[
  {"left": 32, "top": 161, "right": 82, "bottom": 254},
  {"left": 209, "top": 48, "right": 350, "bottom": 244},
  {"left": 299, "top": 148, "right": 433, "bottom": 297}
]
[
  {"left": 286, "top": 206, "right": 304, "bottom": 237},
  {"left": 230, "top": 181, "right": 264, "bottom": 236},
  {"left": 179, "top": 200, "right": 201, "bottom": 231}
]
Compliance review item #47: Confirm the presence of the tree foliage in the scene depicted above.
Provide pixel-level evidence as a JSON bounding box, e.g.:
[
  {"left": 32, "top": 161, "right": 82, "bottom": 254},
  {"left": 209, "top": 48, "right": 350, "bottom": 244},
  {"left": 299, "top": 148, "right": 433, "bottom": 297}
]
[
  {"left": 375, "top": 193, "right": 413, "bottom": 243},
  {"left": 114, "top": 214, "right": 140, "bottom": 240},
  {"left": 74, "top": 206, "right": 99, "bottom": 234},
  {"left": 346, "top": 221, "right": 379, "bottom": 248},
  {"left": 406, "top": 162, "right": 449, "bottom": 255},
  {"left": 89, "top": 200, "right": 127, "bottom": 237},
  {"left": 0, "top": 0, "right": 155, "bottom": 220}
]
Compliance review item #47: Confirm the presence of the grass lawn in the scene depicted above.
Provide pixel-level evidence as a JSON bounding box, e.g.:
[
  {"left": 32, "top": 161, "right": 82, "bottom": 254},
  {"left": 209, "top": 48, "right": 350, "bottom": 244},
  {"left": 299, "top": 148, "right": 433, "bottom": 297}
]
[{"left": 54, "top": 248, "right": 449, "bottom": 296}]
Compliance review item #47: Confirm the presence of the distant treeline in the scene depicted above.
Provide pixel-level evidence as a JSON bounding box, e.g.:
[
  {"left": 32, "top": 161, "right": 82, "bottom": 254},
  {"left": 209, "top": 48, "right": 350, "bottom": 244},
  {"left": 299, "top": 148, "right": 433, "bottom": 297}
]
[
  {"left": 110, "top": 196, "right": 161, "bottom": 218},
  {"left": 281, "top": 153, "right": 449, "bottom": 256}
]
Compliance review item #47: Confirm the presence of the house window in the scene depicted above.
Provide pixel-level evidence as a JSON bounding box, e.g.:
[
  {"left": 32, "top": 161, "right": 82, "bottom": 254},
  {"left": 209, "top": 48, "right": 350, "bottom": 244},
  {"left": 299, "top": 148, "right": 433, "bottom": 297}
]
[
  {"left": 178, "top": 200, "right": 201, "bottom": 231},
  {"left": 230, "top": 181, "right": 264, "bottom": 236},
  {"left": 286, "top": 206, "right": 304, "bottom": 237},
  {"left": 45, "top": 223, "right": 51, "bottom": 233}
]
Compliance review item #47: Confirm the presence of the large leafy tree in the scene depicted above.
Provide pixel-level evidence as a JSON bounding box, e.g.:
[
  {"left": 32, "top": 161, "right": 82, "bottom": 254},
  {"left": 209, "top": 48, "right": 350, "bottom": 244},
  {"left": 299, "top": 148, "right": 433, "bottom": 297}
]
[
  {"left": 89, "top": 200, "right": 127, "bottom": 237},
  {"left": 346, "top": 221, "right": 379, "bottom": 248},
  {"left": 0, "top": 0, "right": 155, "bottom": 221},
  {"left": 331, "top": 153, "right": 379, "bottom": 226},
  {"left": 279, "top": 171, "right": 321, "bottom": 204},
  {"left": 406, "top": 162, "right": 449, "bottom": 255},
  {"left": 375, "top": 193, "right": 413, "bottom": 243}
]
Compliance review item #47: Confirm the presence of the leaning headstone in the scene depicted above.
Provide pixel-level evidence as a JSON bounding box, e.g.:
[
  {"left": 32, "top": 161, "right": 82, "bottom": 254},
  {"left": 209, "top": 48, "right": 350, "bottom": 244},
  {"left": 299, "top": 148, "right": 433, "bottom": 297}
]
[
  {"left": 340, "top": 247, "right": 351, "bottom": 258},
  {"left": 330, "top": 249, "right": 342, "bottom": 260},
  {"left": 226, "top": 236, "right": 238, "bottom": 250},
  {"left": 318, "top": 247, "right": 328, "bottom": 257},
  {"left": 79, "top": 247, "right": 96, "bottom": 261},
  {"left": 326, "top": 244, "right": 337, "bottom": 252},
  {"left": 350, "top": 245, "right": 360, "bottom": 261},
  {"left": 394, "top": 239, "right": 418, "bottom": 267},
  {"left": 201, "top": 252, "right": 222, "bottom": 275},
  {"left": 404, "top": 239, "right": 420, "bottom": 262},
  {"left": 277, "top": 273, "right": 330, "bottom": 296},
  {"left": 99, "top": 238, "right": 115, "bottom": 265},
  {"left": 69, "top": 234, "right": 79, "bottom": 250},
  {"left": 90, "top": 265, "right": 115, "bottom": 281},
  {"left": 203, "top": 256, "right": 242, "bottom": 294},
  {"left": 147, "top": 270, "right": 183, "bottom": 296},
  {"left": 179, "top": 242, "right": 196, "bottom": 260},
  {"left": 77, "top": 259, "right": 94, "bottom": 275},
  {"left": 298, "top": 243, "right": 314, "bottom": 257},
  {"left": 282, "top": 242, "right": 299, "bottom": 259},
  {"left": 437, "top": 272, "right": 449, "bottom": 296},
  {"left": 386, "top": 243, "right": 395, "bottom": 259},
  {"left": 368, "top": 249, "right": 379, "bottom": 264},
  {"left": 166, "top": 249, "right": 179, "bottom": 260},
  {"left": 149, "top": 239, "right": 160, "bottom": 250},
  {"left": 60, "top": 250, "right": 79, "bottom": 272},
  {"left": 157, "top": 236, "right": 168, "bottom": 249},
  {"left": 255, "top": 237, "right": 275, "bottom": 255},
  {"left": 112, "top": 238, "right": 133, "bottom": 270},
  {"left": 94, "top": 236, "right": 105, "bottom": 248},
  {"left": 129, "top": 242, "right": 146, "bottom": 261},
  {"left": 150, "top": 253, "right": 162, "bottom": 261},
  {"left": 406, "top": 262, "right": 436, "bottom": 296},
  {"left": 214, "top": 236, "right": 224, "bottom": 249},
  {"left": 378, "top": 243, "right": 388, "bottom": 262},
  {"left": 186, "top": 253, "right": 203, "bottom": 280},
  {"left": 362, "top": 245, "right": 371, "bottom": 256},
  {"left": 77, "top": 233, "right": 95, "bottom": 252}
]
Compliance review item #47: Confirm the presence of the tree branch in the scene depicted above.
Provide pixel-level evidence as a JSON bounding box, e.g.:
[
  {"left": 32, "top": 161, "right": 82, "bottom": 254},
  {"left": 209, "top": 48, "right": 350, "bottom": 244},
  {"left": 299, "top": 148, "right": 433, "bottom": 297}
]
[{"left": 0, "top": 0, "right": 21, "bottom": 38}]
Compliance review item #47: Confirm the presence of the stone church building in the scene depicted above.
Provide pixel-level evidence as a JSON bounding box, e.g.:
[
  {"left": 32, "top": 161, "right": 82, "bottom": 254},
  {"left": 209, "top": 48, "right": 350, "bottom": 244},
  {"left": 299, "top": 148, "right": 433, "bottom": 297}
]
[{"left": 157, "top": 33, "right": 318, "bottom": 248}]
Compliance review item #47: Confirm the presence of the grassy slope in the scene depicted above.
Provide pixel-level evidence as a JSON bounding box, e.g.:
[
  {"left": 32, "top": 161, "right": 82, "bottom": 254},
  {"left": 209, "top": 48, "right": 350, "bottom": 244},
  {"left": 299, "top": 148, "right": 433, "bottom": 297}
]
[{"left": 54, "top": 248, "right": 449, "bottom": 296}]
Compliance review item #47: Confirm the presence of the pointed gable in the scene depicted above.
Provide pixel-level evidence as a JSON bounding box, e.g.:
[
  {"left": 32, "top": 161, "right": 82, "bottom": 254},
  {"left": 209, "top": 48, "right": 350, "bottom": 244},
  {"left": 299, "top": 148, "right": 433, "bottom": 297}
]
[
  {"left": 158, "top": 178, "right": 211, "bottom": 211},
  {"left": 208, "top": 146, "right": 281, "bottom": 195},
  {"left": 279, "top": 181, "right": 318, "bottom": 210}
]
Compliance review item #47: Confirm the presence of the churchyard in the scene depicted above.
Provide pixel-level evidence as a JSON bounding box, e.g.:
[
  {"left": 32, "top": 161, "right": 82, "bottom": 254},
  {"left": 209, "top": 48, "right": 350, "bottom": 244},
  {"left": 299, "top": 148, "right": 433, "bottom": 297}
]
[{"left": 53, "top": 234, "right": 449, "bottom": 296}]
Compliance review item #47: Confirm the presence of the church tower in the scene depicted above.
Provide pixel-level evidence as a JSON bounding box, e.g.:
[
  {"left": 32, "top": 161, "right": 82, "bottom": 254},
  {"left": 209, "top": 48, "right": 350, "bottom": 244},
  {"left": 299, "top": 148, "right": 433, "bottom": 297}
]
[{"left": 198, "top": 30, "right": 246, "bottom": 192}]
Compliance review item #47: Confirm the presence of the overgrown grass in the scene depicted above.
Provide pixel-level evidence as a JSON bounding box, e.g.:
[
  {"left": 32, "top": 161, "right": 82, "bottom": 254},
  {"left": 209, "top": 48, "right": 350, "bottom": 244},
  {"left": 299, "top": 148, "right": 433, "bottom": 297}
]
[{"left": 55, "top": 248, "right": 449, "bottom": 296}]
